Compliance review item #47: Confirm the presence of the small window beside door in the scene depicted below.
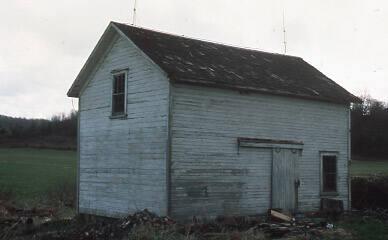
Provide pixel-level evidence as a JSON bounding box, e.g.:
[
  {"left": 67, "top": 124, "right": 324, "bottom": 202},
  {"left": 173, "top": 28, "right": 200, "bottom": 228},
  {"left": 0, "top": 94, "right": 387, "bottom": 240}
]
[
  {"left": 321, "top": 153, "right": 338, "bottom": 195},
  {"left": 111, "top": 71, "right": 127, "bottom": 117}
]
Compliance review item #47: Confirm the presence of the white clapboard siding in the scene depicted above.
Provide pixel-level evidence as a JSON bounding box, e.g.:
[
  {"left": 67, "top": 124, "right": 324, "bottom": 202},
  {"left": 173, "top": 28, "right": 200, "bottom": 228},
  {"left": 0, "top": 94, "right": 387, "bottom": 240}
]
[
  {"left": 170, "top": 84, "right": 349, "bottom": 219},
  {"left": 79, "top": 33, "right": 170, "bottom": 217},
  {"left": 77, "top": 30, "right": 350, "bottom": 219}
]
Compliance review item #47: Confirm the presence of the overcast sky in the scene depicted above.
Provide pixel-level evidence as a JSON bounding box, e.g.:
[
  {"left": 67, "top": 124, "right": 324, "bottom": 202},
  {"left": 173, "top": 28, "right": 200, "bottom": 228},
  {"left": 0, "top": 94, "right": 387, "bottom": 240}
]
[{"left": 0, "top": 0, "right": 387, "bottom": 119}]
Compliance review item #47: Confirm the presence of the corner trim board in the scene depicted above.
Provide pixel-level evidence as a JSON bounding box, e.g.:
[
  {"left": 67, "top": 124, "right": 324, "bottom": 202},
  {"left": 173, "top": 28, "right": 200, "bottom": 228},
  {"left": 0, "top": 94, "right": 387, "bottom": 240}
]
[
  {"left": 347, "top": 106, "right": 352, "bottom": 210},
  {"left": 166, "top": 83, "right": 173, "bottom": 216},
  {"left": 76, "top": 99, "right": 81, "bottom": 214}
]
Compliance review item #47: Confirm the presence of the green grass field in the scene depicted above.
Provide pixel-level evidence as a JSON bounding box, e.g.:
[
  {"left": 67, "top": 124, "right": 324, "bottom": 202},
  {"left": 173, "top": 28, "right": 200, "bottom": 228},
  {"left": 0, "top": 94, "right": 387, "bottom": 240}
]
[
  {"left": 351, "top": 160, "right": 388, "bottom": 177},
  {"left": 0, "top": 147, "right": 387, "bottom": 204},
  {"left": 0, "top": 148, "right": 76, "bottom": 203}
]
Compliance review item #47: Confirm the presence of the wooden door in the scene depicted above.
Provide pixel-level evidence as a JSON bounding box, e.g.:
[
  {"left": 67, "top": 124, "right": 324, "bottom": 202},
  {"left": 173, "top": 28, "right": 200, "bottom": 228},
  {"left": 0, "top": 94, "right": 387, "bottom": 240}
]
[{"left": 272, "top": 148, "right": 299, "bottom": 212}]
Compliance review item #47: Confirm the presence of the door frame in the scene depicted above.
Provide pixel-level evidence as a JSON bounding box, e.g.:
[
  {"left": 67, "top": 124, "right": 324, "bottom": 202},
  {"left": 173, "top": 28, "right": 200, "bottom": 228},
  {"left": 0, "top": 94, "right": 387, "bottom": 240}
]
[
  {"left": 237, "top": 137, "right": 304, "bottom": 211},
  {"left": 271, "top": 147, "right": 302, "bottom": 212}
]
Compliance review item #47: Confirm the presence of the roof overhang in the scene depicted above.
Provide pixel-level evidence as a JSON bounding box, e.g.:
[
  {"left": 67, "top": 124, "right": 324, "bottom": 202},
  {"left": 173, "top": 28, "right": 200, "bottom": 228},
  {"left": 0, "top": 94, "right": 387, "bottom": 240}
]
[
  {"left": 67, "top": 22, "right": 362, "bottom": 105},
  {"left": 171, "top": 77, "right": 362, "bottom": 105}
]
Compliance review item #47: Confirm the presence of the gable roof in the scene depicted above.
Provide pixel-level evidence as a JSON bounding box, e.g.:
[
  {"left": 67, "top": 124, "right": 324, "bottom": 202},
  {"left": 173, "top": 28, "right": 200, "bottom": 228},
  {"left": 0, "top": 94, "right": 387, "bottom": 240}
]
[{"left": 68, "top": 22, "right": 361, "bottom": 104}]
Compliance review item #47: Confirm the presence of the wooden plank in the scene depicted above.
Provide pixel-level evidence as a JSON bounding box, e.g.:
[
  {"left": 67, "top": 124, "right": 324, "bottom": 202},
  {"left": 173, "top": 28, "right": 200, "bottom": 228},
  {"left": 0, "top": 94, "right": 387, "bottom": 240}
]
[
  {"left": 270, "top": 209, "right": 292, "bottom": 222},
  {"left": 272, "top": 148, "right": 299, "bottom": 212}
]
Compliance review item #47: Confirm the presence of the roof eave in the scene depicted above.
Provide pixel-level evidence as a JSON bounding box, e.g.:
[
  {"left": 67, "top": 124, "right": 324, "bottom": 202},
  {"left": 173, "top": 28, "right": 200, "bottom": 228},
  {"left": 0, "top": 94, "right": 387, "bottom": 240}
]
[
  {"left": 350, "top": 95, "right": 363, "bottom": 104},
  {"left": 171, "top": 77, "right": 357, "bottom": 105}
]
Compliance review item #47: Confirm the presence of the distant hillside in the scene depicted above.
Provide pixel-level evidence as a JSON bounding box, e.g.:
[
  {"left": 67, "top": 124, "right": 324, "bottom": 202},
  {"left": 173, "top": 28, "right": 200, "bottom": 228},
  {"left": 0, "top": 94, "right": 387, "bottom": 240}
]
[{"left": 0, "top": 112, "right": 77, "bottom": 150}]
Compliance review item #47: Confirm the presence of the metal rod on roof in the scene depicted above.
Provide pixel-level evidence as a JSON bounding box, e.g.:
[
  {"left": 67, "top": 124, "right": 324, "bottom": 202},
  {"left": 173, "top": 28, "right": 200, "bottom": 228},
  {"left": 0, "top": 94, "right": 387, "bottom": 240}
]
[
  {"left": 132, "top": 0, "right": 138, "bottom": 25},
  {"left": 282, "top": 10, "right": 287, "bottom": 54}
]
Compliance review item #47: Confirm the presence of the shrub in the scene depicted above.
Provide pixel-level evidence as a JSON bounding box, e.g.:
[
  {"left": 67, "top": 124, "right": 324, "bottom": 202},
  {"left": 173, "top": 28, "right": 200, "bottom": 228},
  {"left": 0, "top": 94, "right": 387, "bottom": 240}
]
[
  {"left": 0, "top": 187, "right": 13, "bottom": 202},
  {"left": 352, "top": 176, "right": 388, "bottom": 210},
  {"left": 45, "top": 181, "right": 76, "bottom": 208}
]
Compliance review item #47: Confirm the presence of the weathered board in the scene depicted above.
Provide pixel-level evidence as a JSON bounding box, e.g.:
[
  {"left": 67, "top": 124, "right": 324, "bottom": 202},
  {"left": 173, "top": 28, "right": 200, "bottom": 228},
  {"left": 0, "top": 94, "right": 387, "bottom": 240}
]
[
  {"left": 272, "top": 148, "right": 300, "bottom": 212},
  {"left": 170, "top": 83, "right": 350, "bottom": 219}
]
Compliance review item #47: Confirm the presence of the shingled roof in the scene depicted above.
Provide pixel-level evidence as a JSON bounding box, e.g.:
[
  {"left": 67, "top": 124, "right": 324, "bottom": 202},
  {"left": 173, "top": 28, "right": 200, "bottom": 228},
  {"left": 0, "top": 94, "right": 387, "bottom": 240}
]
[{"left": 68, "top": 22, "right": 360, "bottom": 104}]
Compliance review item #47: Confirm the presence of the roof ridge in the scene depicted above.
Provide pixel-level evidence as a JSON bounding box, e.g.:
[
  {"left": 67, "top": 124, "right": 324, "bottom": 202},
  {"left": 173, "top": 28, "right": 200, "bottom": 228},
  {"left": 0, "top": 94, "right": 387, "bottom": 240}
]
[
  {"left": 111, "top": 21, "right": 303, "bottom": 60},
  {"left": 68, "top": 21, "right": 360, "bottom": 103}
]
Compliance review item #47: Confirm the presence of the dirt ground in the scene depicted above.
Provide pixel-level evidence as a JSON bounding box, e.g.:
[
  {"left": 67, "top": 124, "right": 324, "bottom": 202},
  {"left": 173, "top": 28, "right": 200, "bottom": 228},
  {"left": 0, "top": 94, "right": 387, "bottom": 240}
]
[{"left": 1, "top": 204, "right": 361, "bottom": 240}]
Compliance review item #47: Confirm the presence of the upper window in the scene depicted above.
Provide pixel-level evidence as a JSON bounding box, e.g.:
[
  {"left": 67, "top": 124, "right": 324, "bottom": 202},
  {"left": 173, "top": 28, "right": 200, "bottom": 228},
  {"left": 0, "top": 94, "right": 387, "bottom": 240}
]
[
  {"left": 111, "top": 72, "right": 127, "bottom": 116},
  {"left": 321, "top": 153, "right": 338, "bottom": 194}
]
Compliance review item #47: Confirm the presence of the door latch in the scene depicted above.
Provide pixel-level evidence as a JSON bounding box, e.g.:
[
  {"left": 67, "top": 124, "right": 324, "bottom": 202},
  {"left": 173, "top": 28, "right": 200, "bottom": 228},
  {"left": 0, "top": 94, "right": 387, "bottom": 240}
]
[{"left": 294, "top": 179, "right": 300, "bottom": 188}]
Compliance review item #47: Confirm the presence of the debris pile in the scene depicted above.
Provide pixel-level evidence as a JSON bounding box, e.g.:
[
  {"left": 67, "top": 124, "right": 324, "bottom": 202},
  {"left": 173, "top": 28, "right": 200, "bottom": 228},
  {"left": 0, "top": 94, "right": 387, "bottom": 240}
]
[
  {"left": 120, "top": 209, "right": 175, "bottom": 229},
  {"left": 0, "top": 208, "right": 177, "bottom": 240},
  {"left": 254, "top": 210, "right": 324, "bottom": 238},
  {"left": 0, "top": 200, "right": 55, "bottom": 240},
  {"left": 0, "top": 204, "right": 354, "bottom": 240},
  {"left": 25, "top": 209, "right": 176, "bottom": 240}
]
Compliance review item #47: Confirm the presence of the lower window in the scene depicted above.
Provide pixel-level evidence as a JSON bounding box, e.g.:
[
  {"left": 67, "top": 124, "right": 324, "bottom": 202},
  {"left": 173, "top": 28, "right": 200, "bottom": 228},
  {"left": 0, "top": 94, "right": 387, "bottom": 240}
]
[{"left": 321, "top": 152, "right": 338, "bottom": 194}]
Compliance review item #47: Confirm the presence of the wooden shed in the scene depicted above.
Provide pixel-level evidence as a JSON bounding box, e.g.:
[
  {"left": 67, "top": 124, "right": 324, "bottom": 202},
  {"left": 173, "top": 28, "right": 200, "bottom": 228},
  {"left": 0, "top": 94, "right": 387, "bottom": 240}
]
[{"left": 67, "top": 22, "right": 361, "bottom": 219}]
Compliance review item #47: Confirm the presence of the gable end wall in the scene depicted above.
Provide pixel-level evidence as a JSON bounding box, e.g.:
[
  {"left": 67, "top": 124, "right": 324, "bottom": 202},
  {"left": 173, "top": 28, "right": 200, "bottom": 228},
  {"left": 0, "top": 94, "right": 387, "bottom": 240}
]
[{"left": 78, "top": 34, "right": 170, "bottom": 217}]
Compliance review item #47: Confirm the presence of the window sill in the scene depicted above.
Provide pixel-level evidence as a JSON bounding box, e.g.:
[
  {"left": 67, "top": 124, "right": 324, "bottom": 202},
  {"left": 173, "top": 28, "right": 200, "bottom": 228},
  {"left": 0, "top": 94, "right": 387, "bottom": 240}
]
[
  {"left": 320, "top": 192, "right": 339, "bottom": 197},
  {"left": 109, "top": 114, "right": 127, "bottom": 120}
]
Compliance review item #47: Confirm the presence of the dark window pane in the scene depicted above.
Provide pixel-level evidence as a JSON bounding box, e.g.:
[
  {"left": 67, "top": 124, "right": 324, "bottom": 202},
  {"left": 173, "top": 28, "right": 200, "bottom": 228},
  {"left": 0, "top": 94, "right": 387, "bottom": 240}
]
[
  {"left": 113, "top": 74, "right": 125, "bottom": 94},
  {"left": 323, "top": 173, "right": 336, "bottom": 192},
  {"left": 323, "top": 156, "right": 336, "bottom": 173},
  {"left": 112, "top": 94, "right": 125, "bottom": 115},
  {"left": 322, "top": 155, "right": 337, "bottom": 192},
  {"left": 112, "top": 73, "right": 126, "bottom": 115}
]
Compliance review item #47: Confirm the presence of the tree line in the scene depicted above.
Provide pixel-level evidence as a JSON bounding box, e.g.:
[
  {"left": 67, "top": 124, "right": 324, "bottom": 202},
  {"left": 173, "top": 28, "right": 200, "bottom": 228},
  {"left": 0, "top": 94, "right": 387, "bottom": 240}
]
[
  {"left": 351, "top": 96, "right": 388, "bottom": 159},
  {"left": 0, "top": 96, "right": 387, "bottom": 159},
  {"left": 0, "top": 111, "right": 77, "bottom": 149}
]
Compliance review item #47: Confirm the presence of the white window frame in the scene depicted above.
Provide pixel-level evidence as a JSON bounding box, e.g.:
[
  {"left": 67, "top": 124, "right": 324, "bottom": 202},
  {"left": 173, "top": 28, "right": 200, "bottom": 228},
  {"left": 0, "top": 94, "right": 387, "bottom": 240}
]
[
  {"left": 110, "top": 69, "right": 128, "bottom": 118},
  {"left": 320, "top": 151, "right": 339, "bottom": 196}
]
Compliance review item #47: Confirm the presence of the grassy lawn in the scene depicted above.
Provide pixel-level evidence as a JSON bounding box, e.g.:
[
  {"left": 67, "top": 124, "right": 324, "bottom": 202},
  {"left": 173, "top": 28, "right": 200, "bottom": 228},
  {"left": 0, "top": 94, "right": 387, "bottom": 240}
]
[
  {"left": 0, "top": 148, "right": 76, "bottom": 204},
  {"left": 340, "top": 217, "right": 388, "bottom": 240},
  {"left": 0, "top": 148, "right": 388, "bottom": 239},
  {"left": 1, "top": 148, "right": 387, "bottom": 198},
  {"left": 351, "top": 160, "right": 388, "bottom": 177}
]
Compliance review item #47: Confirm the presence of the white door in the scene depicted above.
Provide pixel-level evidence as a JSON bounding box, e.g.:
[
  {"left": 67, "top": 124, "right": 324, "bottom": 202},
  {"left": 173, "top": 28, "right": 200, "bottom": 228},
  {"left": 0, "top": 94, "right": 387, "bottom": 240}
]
[{"left": 271, "top": 148, "right": 300, "bottom": 212}]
